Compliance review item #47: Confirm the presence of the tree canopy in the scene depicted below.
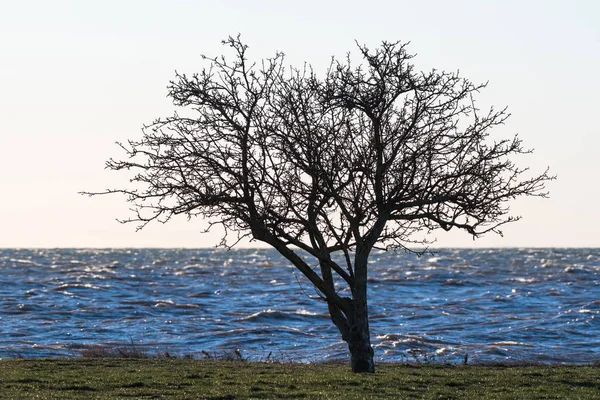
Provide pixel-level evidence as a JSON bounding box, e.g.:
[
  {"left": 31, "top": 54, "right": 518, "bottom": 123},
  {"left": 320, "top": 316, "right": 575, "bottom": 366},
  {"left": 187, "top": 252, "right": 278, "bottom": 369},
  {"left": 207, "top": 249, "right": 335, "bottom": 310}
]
[{"left": 90, "top": 36, "right": 552, "bottom": 372}]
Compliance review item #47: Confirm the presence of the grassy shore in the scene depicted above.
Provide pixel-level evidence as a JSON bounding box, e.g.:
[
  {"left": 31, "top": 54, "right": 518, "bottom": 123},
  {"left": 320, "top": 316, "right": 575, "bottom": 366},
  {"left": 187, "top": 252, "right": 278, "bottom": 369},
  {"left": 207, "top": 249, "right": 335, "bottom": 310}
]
[{"left": 0, "top": 358, "right": 598, "bottom": 399}]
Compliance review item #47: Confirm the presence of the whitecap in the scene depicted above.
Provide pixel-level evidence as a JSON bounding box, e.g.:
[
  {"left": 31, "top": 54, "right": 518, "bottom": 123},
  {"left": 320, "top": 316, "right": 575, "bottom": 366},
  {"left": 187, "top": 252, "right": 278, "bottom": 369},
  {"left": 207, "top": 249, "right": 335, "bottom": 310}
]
[{"left": 490, "top": 341, "right": 533, "bottom": 347}]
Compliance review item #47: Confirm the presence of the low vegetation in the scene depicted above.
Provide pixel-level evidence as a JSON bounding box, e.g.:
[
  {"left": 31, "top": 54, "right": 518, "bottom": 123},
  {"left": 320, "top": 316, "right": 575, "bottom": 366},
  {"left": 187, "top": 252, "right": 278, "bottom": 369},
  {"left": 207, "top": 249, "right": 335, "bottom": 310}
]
[{"left": 0, "top": 358, "right": 598, "bottom": 399}]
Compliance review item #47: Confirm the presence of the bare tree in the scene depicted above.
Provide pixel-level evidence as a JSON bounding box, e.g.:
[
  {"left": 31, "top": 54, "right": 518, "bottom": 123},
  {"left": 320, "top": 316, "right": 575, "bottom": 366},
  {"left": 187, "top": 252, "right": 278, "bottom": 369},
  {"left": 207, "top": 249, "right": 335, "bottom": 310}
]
[{"left": 86, "top": 36, "right": 552, "bottom": 372}]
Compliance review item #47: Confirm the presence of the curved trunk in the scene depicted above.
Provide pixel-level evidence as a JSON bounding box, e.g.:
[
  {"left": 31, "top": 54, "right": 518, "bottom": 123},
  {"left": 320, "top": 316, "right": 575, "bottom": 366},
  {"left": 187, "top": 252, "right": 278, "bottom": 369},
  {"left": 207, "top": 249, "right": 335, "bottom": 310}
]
[
  {"left": 348, "top": 301, "right": 375, "bottom": 373},
  {"left": 345, "top": 251, "right": 375, "bottom": 373},
  {"left": 328, "top": 297, "right": 375, "bottom": 373}
]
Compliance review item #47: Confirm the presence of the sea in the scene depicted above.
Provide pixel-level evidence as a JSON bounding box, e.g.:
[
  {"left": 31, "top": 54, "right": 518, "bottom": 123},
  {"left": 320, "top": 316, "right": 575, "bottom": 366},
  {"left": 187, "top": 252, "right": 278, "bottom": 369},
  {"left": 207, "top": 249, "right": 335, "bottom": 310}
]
[{"left": 0, "top": 248, "right": 598, "bottom": 364}]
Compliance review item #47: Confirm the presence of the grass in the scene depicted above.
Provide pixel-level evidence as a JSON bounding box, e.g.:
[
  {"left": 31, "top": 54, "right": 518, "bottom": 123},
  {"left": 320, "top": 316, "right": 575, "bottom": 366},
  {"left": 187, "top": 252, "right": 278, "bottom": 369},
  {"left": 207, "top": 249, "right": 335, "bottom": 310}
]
[{"left": 0, "top": 358, "right": 599, "bottom": 399}]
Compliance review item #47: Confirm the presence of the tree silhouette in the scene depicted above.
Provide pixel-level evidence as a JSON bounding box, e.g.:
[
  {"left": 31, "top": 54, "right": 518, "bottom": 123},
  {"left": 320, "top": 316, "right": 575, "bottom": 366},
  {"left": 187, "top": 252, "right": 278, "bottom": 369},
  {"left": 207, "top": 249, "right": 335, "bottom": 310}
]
[{"left": 88, "top": 36, "right": 552, "bottom": 372}]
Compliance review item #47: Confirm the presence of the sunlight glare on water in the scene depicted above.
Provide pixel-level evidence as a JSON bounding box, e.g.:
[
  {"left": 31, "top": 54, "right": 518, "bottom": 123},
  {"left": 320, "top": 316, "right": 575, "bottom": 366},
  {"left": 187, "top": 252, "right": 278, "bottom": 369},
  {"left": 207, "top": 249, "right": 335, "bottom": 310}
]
[{"left": 0, "top": 248, "right": 598, "bottom": 363}]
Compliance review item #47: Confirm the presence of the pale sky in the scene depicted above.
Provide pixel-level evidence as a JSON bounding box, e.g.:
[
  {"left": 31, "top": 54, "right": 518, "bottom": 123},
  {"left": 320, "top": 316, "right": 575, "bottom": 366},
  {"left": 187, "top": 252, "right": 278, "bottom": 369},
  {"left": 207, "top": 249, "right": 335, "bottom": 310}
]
[{"left": 1, "top": 0, "right": 598, "bottom": 248}]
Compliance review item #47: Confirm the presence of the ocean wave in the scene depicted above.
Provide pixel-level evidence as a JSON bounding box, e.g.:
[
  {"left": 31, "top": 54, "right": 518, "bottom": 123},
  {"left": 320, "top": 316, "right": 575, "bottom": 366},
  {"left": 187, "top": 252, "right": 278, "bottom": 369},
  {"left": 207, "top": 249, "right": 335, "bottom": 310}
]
[
  {"left": 236, "top": 309, "right": 329, "bottom": 322},
  {"left": 0, "top": 247, "right": 598, "bottom": 363}
]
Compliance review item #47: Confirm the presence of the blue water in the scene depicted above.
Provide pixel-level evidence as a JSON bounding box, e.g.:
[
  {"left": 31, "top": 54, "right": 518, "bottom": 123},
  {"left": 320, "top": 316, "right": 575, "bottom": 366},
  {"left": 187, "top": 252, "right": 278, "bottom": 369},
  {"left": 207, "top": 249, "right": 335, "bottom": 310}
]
[{"left": 0, "top": 248, "right": 598, "bottom": 364}]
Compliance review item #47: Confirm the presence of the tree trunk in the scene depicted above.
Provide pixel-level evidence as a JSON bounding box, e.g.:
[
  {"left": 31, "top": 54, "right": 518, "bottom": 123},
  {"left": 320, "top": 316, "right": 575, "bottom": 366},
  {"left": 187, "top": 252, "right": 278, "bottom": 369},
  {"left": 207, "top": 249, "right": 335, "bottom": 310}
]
[
  {"left": 348, "top": 253, "right": 375, "bottom": 373},
  {"left": 348, "top": 314, "right": 375, "bottom": 373}
]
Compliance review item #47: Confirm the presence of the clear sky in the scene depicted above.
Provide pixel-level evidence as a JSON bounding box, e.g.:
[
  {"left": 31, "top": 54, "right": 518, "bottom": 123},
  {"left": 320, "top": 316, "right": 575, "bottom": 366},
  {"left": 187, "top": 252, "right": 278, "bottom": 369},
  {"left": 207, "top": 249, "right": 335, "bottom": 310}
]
[{"left": 1, "top": 0, "right": 598, "bottom": 248}]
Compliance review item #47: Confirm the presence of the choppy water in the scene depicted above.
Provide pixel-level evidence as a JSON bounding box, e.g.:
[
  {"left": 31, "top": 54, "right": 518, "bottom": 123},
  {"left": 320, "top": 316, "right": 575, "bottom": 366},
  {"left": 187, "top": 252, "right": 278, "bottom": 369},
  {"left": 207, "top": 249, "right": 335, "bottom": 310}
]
[{"left": 0, "top": 248, "right": 598, "bottom": 364}]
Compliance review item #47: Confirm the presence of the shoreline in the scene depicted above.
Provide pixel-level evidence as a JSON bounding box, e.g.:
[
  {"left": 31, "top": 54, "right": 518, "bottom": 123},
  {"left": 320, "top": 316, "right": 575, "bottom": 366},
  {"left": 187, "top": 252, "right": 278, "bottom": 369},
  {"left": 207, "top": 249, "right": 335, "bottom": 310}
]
[{"left": 1, "top": 354, "right": 599, "bottom": 368}]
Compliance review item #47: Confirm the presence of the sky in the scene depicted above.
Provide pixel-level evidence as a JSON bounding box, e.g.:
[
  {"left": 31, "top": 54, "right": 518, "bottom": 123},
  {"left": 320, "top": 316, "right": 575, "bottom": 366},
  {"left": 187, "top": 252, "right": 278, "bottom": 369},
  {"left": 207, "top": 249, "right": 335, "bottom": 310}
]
[{"left": 0, "top": 0, "right": 598, "bottom": 248}]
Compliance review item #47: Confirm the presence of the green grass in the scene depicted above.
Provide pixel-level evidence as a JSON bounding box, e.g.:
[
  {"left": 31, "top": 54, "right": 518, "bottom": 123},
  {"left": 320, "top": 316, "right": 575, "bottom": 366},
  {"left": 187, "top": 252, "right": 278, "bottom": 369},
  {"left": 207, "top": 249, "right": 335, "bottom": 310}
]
[{"left": 0, "top": 359, "right": 598, "bottom": 399}]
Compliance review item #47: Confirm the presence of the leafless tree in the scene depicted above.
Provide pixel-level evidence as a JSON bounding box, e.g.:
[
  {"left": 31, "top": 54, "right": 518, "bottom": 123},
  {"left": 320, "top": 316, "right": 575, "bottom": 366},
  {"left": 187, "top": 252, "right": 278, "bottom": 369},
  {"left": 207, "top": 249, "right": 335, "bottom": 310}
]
[{"left": 86, "top": 36, "right": 552, "bottom": 372}]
